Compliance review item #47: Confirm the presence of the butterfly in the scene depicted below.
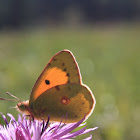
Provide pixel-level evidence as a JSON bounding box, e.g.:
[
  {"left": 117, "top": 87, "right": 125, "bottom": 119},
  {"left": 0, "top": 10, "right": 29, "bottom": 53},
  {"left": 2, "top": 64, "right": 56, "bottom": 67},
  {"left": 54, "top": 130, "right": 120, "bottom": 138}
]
[{"left": 1, "top": 50, "right": 96, "bottom": 123}]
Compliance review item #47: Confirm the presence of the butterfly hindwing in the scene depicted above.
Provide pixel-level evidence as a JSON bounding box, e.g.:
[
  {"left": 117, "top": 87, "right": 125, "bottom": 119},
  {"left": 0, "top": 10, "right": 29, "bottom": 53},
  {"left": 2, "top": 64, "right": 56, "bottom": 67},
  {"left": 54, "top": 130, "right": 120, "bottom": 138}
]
[
  {"left": 30, "top": 50, "right": 82, "bottom": 103},
  {"left": 29, "top": 83, "right": 95, "bottom": 123}
]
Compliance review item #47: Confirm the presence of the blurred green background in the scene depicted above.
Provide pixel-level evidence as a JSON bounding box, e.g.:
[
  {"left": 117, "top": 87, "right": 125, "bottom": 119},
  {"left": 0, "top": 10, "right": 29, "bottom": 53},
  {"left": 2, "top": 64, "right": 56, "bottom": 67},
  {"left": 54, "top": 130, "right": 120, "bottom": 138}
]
[{"left": 0, "top": 1, "right": 140, "bottom": 140}]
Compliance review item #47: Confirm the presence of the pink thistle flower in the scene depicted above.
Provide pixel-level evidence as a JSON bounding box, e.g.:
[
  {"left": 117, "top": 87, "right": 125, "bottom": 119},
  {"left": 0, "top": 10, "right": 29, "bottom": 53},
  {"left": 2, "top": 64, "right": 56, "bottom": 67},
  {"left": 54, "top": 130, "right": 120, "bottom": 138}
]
[{"left": 0, "top": 113, "right": 97, "bottom": 140}]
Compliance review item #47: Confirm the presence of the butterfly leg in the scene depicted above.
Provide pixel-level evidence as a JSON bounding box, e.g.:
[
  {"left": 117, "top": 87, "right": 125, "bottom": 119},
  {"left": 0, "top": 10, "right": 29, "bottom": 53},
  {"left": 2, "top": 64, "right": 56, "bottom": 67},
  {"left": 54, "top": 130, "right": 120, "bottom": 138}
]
[{"left": 25, "top": 113, "right": 34, "bottom": 121}]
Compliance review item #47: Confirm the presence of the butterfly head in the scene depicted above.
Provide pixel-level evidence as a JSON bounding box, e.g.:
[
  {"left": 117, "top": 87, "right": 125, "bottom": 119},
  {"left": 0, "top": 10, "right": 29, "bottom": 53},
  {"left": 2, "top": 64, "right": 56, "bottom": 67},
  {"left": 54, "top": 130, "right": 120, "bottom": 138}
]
[
  {"left": 16, "top": 100, "right": 30, "bottom": 115},
  {"left": 0, "top": 92, "right": 31, "bottom": 116}
]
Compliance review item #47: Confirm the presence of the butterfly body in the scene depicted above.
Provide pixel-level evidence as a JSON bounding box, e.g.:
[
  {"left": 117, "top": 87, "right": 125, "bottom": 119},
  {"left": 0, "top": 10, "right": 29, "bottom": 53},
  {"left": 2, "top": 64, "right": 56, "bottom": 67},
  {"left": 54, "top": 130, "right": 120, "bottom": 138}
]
[{"left": 17, "top": 50, "right": 96, "bottom": 123}]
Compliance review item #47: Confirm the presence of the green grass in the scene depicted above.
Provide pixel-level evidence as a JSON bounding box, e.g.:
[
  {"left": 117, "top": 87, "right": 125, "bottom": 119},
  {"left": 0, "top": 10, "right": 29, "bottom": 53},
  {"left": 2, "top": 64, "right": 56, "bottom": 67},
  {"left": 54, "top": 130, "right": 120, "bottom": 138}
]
[{"left": 0, "top": 23, "right": 140, "bottom": 140}]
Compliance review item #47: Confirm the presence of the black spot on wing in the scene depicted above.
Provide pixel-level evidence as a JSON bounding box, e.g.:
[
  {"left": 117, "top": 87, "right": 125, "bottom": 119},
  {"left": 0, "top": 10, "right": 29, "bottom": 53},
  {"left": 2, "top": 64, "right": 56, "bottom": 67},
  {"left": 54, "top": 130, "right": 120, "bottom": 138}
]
[
  {"left": 63, "top": 68, "right": 67, "bottom": 71},
  {"left": 48, "top": 63, "right": 51, "bottom": 66},
  {"left": 66, "top": 73, "right": 70, "bottom": 77},
  {"left": 45, "top": 80, "right": 50, "bottom": 85}
]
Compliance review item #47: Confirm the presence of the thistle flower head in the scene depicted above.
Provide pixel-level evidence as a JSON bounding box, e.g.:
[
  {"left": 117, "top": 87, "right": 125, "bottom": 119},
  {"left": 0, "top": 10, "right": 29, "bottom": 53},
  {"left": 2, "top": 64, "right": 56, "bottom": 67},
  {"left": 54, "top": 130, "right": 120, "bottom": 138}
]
[{"left": 0, "top": 113, "right": 97, "bottom": 140}]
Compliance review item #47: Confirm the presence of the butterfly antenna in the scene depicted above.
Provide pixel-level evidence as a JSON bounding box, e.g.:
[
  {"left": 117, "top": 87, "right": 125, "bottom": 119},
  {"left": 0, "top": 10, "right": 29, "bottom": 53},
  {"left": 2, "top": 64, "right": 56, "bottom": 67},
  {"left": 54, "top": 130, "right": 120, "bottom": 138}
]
[
  {"left": 0, "top": 92, "right": 21, "bottom": 102},
  {"left": 0, "top": 98, "right": 19, "bottom": 102},
  {"left": 6, "top": 92, "right": 21, "bottom": 102}
]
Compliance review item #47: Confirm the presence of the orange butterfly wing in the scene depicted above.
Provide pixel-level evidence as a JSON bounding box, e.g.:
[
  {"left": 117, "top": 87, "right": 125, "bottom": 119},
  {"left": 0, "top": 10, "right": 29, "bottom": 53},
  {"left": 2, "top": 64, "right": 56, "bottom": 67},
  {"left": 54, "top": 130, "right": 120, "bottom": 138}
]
[{"left": 29, "top": 50, "right": 82, "bottom": 103}]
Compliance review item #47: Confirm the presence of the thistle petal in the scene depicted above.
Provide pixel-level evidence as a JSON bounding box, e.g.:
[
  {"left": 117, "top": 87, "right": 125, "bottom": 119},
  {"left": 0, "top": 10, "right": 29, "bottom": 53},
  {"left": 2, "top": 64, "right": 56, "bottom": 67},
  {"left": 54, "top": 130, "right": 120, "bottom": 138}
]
[{"left": 0, "top": 113, "right": 97, "bottom": 140}]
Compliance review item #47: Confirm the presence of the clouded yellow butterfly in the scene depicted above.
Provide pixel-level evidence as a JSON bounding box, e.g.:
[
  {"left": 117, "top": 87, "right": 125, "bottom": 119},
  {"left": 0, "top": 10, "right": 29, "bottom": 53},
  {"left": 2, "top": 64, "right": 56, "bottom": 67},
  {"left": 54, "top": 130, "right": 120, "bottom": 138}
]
[{"left": 2, "top": 50, "right": 96, "bottom": 123}]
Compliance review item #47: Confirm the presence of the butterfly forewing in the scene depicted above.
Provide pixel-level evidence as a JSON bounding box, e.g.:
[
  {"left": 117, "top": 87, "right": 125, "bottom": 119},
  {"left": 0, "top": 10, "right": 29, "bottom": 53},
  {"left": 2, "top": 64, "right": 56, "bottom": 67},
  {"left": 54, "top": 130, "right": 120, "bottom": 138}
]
[{"left": 30, "top": 50, "right": 82, "bottom": 103}]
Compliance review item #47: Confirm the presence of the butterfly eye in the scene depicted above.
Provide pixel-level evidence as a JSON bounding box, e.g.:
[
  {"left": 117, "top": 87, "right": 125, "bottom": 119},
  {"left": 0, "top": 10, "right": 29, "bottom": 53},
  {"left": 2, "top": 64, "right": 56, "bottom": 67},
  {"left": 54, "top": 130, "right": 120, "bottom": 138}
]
[
  {"left": 17, "top": 103, "right": 26, "bottom": 111},
  {"left": 45, "top": 80, "right": 50, "bottom": 85}
]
